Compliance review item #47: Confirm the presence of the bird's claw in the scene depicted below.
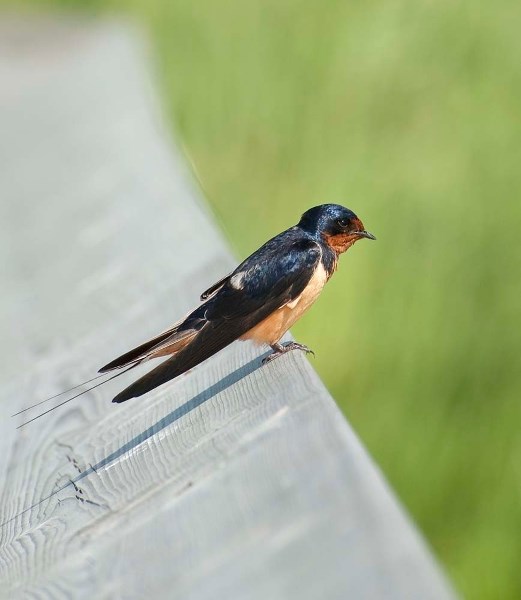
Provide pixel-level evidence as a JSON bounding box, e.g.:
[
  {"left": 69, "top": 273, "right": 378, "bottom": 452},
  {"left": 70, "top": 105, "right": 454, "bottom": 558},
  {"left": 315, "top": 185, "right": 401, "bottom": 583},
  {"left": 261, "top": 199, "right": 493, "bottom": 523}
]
[
  {"left": 283, "top": 342, "right": 315, "bottom": 357},
  {"left": 262, "top": 342, "right": 315, "bottom": 365}
]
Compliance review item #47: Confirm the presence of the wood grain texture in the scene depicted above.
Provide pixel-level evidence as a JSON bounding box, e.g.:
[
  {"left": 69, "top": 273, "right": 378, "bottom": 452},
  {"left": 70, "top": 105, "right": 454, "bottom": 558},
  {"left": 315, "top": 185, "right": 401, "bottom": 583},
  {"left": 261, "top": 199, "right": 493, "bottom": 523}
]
[{"left": 0, "top": 18, "right": 455, "bottom": 600}]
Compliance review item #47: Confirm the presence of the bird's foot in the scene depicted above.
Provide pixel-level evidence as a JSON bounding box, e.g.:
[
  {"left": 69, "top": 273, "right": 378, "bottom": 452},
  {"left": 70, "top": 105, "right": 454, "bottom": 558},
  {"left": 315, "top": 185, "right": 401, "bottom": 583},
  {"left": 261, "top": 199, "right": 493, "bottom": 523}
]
[
  {"left": 283, "top": 341, "right": 315, "bottom": 357},
  {"left": 262, "top": 341, "right": 315, "bottom": 365}
]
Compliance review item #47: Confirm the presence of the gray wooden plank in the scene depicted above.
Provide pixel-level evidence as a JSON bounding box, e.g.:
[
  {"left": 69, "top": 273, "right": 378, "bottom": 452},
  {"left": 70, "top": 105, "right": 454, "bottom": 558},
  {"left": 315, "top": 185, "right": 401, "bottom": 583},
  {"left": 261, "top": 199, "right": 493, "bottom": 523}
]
[{"left": 0, "top": 18, "right": 455, "bottom": 600}]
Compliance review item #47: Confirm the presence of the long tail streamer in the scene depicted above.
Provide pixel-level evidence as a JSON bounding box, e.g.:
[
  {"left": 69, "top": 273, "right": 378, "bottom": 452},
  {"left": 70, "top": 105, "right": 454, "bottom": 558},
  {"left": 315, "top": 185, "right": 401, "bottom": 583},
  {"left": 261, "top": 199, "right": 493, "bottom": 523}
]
[
  {"left": 12, "top": 373, "right": 108, "bottom": 417},
  {"left": 15, "top": 364, "right": 139, "bottom": 428}
]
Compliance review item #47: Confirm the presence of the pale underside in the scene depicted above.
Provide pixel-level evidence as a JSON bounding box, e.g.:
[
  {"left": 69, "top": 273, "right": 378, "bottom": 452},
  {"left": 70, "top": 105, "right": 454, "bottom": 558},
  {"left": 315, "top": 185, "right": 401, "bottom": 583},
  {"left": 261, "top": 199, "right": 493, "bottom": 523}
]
[{"left": 240, "top": 262, "right": 328, "bottom": 346}]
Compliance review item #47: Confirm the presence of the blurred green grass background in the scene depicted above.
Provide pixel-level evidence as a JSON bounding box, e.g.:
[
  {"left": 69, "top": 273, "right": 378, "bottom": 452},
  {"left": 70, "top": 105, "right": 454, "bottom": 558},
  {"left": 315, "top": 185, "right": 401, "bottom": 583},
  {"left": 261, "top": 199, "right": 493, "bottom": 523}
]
[{"left": 6, "top": 0, "right": 521, "bottom": 597}]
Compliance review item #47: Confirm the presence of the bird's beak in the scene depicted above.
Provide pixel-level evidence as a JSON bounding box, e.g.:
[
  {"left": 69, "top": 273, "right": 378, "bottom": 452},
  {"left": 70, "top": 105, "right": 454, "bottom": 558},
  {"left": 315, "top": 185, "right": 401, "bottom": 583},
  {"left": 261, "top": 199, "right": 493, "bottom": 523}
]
[{"left": 356, "top": 230, "right": 376, "bottom": 240}]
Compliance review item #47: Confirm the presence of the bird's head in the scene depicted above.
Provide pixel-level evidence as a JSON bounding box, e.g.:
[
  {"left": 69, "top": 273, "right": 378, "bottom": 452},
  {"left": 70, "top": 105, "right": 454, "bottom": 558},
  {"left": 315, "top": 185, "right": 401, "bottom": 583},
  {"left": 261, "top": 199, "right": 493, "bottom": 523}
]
[{"left": 298, "top": 204, "right": 376, "bottom": 254}]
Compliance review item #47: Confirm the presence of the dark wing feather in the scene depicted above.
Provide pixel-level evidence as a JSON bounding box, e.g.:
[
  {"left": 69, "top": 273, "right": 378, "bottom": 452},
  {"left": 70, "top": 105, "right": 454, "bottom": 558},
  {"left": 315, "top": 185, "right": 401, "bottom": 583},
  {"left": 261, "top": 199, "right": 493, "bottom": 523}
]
[
  {"left": 112, "top": 319, "right": 242, "bottom": 403},
  {"left": 98, "top": 307, "right": 207, "bottom": 373},
  {"left": 98, "top": 327, "right": 181, "bottom": 373},
  {"left": 112, "top": 233, "right": 321, "bottom": 402},
  {"left": 200, "top": 272, "right": 232, "bottom": 300}
]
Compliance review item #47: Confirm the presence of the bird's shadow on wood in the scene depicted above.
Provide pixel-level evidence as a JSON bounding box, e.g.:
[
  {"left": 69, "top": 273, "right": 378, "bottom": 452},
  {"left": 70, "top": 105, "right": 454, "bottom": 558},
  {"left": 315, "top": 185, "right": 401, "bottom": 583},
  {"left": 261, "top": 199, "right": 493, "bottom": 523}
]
[
  {"left": 77, "top": 352, "right": 266, "bottom": 480},
  {"left": 2, "top": 352, "right": 267, "bottom": 528}
]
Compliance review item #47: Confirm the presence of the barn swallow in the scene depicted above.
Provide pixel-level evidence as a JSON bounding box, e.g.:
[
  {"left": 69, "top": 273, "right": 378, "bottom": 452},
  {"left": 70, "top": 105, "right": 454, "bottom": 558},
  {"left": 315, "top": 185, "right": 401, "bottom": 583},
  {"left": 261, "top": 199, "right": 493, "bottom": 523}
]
[{"left": 15, "top": 204, "right": 374, "bottom": 426}]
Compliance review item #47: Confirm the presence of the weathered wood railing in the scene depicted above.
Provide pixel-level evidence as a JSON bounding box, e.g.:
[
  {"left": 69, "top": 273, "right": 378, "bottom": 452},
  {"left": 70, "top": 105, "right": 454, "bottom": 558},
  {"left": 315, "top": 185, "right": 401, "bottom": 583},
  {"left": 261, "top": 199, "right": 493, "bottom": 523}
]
[{"left": 0, "top": 19, "right": 455, "bottom": 599}]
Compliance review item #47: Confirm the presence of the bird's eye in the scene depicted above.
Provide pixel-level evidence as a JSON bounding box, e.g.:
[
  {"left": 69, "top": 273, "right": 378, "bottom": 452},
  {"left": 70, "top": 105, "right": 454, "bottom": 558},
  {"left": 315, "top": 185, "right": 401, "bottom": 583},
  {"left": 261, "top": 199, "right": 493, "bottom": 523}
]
[{"left": 337, "top": 218, "right": 350, "bottom": 228}]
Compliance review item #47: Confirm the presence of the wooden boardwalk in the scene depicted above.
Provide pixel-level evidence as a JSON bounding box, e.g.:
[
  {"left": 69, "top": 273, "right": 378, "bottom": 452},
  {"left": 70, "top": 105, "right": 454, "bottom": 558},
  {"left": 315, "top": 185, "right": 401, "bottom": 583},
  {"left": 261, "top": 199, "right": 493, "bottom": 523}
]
[{"left": 0, "top": 19, "right": 455, "bottom": 599}]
